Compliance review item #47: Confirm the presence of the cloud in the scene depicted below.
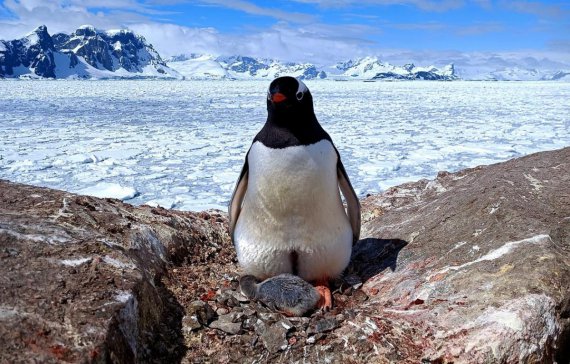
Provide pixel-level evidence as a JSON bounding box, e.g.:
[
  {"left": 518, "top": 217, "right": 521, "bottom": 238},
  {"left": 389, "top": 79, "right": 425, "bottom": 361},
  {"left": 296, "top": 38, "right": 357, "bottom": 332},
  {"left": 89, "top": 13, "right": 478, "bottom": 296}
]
[
  {"left": 503, "top": 1, "right": 570, "bottom": 18},
  {"left": 456, "top": 21, "right": 504, "bottom": 35},
  {"left": 132, "top": 21, "right": 372, "bottom": 64},
  {"left": 0, "top": 0, "right": 150, "bottom": 40},
  {"left": 0, "top": 0, "right": 373, "bottom": 64},
  {"left": 293, "top": 0, "right": 466, "bottom": 12},
  {"left": 195, "top": 0, "right": 316, "bottom": 23},
  {"left": 388, "top": 21, "right": 446, "bottom": 31},
  {"left": 548, "top": 39, "right": 570, "bottom": 53},
  {"left": 1, "top": 0, "right": 569, "bottom": 67}
]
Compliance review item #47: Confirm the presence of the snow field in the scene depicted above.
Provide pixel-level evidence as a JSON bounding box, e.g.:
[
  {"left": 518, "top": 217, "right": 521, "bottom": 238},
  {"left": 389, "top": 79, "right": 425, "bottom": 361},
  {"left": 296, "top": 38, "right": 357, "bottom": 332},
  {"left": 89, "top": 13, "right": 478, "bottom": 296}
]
[{"left": 0, "top": 80, "right": 568, "bottom": 211}]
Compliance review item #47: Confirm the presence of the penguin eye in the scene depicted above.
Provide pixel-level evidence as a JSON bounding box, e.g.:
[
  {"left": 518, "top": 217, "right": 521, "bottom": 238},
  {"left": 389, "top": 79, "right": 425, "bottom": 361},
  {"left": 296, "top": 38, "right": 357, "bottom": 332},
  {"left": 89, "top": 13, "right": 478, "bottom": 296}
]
[{"left": 296, "top": 91, "right": 304, "bottom": 101}]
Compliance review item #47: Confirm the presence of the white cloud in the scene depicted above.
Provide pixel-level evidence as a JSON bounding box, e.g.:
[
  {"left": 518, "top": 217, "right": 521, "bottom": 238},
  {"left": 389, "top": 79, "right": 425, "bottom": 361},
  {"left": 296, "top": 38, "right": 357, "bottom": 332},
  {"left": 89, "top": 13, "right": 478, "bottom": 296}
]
[
  {"left": 0, "top": 0, "right": 148, "bottom": 39},
  {"left": 293, "top": 0, "right": 465, "bottom": 12},
  {"left": 1, "top": 0, "right": 569, "bottom": 68},
  {"left": 131, "top": 21, "right": 372, "bottom": 63},
  {"left": 129, "top": 22, "right": 224, "bottom": 56},
  {"left": 195, "top": 0, "right": 316, "bottom": 23}
]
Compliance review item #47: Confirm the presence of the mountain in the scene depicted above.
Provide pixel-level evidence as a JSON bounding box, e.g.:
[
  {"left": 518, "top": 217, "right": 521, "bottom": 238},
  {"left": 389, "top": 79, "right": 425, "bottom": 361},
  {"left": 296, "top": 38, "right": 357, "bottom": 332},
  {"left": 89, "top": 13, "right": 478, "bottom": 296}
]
[
  {"left": 0, "top": 25, "right": 57, "bottom": 78},
  {"left": 447, "top": 54, "right": 570, "bottom": 81},
  {"left": 330, "top": 56, "right": 458, "bottom": 81},
  {"left": 3, "top": 26, "right": 569, "bottom": 81},
  {"left": 0, "top": 25, "right": 180, "bottom": 79},
  {"left": 167, "top": 54, "right": 327, "bottom": 80},
  {"left": 167, "top": 54, "right": 455, "bottom": 81}
]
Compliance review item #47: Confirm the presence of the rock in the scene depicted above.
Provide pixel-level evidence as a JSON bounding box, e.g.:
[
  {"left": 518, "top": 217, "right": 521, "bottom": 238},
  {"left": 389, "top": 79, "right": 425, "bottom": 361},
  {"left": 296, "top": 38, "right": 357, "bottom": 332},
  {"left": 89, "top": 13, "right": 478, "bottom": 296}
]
[
  {"left": 1, "top": 147, "right": 569, "bottom": 363},
  {"left": 0, "top": 180, "right": 229, "bottom": 363},
  {"left": 307, "top": 318, "right": 339, "bottom": 334},
  {"left": 358, "top": 147, "right": 570, "bottom": 363},
  {"left": 209, "top": 314, "right": 242, "bottom": 335},
  {"left": 186, "top": 300, "right": 216, "bottom": 326},
  {"left": 182, "top": 315, "right": 202, "bottom": 332},
  {"left": 259, "top": 321, "right": 289, "bottom": 353}
]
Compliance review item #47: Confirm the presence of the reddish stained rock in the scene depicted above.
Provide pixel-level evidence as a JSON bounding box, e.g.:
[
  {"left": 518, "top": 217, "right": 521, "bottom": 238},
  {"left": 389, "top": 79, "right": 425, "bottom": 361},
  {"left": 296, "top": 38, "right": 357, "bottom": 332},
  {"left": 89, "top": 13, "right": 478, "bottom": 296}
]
[
  {"left": 359, "top": 146, "right": 570, "bottom": 363},
  {"left": 1, "top": 147, "right": 569, "bottom": 363}
]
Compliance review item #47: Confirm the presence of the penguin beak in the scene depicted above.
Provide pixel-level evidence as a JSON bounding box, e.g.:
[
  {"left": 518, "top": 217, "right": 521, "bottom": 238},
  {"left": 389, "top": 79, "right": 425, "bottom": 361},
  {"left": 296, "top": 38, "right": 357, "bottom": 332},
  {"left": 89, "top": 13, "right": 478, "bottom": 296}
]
[{"left": 271, "top": 92, "right": 287, "bottom": 103}]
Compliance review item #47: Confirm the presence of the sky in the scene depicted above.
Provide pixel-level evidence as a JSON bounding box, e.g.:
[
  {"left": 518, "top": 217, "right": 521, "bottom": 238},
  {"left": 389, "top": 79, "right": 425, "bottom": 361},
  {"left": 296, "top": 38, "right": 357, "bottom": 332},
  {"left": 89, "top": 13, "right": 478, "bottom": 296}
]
[{"left": 0, "top": 0, "right": 569, "bottom": 66}]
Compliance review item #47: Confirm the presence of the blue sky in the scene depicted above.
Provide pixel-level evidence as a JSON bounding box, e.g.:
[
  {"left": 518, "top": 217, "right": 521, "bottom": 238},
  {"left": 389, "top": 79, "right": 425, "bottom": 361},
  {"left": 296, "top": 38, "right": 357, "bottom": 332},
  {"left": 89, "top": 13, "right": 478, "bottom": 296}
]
[{"left": 0, "top": 0, "right": 569, "bottom": 65}]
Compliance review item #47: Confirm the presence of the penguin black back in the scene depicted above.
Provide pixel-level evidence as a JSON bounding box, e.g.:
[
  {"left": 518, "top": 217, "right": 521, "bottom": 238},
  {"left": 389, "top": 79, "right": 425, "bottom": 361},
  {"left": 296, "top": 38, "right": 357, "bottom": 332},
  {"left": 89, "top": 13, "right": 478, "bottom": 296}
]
[{"left": 254, "top": 76, "right": 331, "bottom": 149}]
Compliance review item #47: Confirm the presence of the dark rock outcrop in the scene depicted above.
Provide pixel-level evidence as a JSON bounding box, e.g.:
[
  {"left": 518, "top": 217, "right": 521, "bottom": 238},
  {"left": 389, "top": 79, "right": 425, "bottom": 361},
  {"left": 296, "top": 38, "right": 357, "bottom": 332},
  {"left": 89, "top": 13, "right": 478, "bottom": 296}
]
[
  {"left": 0, "top": 25, "right": 57, "bottom": 78},
  {"left": 1, "top": 147, "right": 569, "bottom": 363}
]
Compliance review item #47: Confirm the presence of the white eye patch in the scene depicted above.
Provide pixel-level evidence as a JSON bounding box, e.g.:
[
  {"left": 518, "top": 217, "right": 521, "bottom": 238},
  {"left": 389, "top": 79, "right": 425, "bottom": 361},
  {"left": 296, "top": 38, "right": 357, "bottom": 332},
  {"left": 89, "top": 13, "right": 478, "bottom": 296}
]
[
  {"left": 266, "top": 78, "right": 309, "bottom": 101},
  {"left": 296, "top": 78, "right": 308, "bottom": 100}
]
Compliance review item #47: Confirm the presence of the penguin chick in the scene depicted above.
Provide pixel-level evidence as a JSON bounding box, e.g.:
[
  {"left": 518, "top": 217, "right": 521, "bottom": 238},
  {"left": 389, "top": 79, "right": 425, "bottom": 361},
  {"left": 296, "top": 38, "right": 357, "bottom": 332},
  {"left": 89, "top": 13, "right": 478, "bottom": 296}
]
[{"left": 239, "top": 274, "right": 320, "bottom": 317}]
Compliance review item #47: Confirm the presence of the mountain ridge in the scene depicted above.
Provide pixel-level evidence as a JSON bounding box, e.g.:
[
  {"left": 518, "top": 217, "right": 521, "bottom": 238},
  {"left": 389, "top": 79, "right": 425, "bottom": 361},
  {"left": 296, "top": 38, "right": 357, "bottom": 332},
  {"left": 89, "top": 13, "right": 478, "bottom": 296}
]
[
  {"left": 2, "top": 25, "right": 569, "bottom": 81},
  {"left": 0, "top": 25, "right": 180, "bottom": 79}
]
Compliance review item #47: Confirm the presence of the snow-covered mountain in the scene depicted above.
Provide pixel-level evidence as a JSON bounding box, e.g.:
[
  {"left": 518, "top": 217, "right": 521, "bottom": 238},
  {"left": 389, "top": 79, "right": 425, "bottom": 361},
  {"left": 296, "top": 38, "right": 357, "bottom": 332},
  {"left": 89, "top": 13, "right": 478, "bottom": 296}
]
[
  {"left": 448, "top": 54, "right": 570, "bottom": 81},
  {"left": 167, "top": 54, "right": 326, "bottom": 80},
  {"left": 330, "top": 56, "right": 457, "bottom": 80},
  {"left": 457, "top": 66, "right": 570, "bottom": 81},
  {"left": 0, "top": 25, "right": 180, "bottom": 79},
  {"left": 167, "top": 54, "right": 456, "bottom": 81},
  {"left": 3, "top": 25, "right": 569, "bottom": 81}
]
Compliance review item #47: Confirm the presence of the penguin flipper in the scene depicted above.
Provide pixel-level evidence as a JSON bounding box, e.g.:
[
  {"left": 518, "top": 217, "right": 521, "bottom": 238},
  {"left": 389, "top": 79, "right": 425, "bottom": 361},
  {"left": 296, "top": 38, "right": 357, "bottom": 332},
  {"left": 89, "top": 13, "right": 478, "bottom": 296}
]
[
  {"left": 229, "top": 154, "right": 249, "bottom": 242},
  {"left": 337, "top": 159, "right": 361, "bottom": 244}
]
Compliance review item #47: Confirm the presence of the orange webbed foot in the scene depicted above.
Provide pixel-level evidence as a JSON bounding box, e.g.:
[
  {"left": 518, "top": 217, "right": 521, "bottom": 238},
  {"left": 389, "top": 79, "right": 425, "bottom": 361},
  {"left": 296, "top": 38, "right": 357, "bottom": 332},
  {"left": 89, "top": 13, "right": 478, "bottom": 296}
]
[{"left": 314, "top": 278, "right": 332, "bottom": 311}]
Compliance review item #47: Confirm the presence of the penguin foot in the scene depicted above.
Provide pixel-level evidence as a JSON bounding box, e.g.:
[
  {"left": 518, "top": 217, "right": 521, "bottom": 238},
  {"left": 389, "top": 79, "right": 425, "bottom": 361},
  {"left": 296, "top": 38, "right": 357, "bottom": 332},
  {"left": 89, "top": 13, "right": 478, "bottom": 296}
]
[{"left": 314, "top": 279, "right": 332, "bottom": 311}]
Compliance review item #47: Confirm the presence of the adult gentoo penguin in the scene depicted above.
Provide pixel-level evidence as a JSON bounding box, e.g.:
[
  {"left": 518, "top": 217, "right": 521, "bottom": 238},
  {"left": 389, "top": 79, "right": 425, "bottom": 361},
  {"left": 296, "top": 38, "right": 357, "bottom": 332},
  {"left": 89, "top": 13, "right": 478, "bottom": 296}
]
[{"left": 229, "top": 76, "right": 361, "bottom": 310}]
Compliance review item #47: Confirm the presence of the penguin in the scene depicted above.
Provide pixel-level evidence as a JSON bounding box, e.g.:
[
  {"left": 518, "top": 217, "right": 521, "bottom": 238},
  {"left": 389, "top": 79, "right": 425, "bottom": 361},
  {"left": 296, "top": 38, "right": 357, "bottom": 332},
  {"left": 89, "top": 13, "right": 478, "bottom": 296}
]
[
  {"left": 239, "top": 274, "right": 320, "bottom": 317},
  {"left": 228, "top": 76, "right": 361, "bottom": 310}
]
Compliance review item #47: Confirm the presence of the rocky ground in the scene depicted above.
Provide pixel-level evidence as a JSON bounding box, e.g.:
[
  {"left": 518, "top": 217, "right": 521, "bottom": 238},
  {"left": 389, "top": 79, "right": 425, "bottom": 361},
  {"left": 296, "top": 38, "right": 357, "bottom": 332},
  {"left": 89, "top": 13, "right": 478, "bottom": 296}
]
[{"left": 1, "top": 147, "right": 569, "bottom": 363}]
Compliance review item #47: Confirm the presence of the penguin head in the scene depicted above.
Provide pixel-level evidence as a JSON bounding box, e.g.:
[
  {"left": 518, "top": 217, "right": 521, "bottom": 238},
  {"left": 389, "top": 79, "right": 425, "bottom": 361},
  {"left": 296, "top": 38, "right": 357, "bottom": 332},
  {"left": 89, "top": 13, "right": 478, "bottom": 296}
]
[{"left": 267, "top": 76, "right": 314, "bottom": 117}]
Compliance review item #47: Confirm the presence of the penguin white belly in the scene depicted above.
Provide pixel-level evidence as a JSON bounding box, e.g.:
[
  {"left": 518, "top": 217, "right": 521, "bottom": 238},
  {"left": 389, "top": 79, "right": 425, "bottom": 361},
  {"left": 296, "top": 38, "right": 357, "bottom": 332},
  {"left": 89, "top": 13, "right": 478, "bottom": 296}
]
[{"left": 234, "top": 140, "right": 353, "bottom": 281}]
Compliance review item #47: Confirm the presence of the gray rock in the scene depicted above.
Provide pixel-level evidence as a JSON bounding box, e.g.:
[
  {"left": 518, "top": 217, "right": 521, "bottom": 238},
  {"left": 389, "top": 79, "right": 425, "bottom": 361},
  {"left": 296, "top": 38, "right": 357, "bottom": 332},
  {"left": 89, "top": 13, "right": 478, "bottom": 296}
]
[
  {"left": 182, "top": 315, "right": 202, "bottom": 332},
  {"left": 308, "top": 318, "right": 339, "bottom": 334},
  {"left": 209, "top": 315, "right": 242, "bottom": 335},
  {"left": 259, "top": 322, "right": 289, "bottom": 353},
  {"left": 187, "top": 300, "right": 216, "bottom": 326}
]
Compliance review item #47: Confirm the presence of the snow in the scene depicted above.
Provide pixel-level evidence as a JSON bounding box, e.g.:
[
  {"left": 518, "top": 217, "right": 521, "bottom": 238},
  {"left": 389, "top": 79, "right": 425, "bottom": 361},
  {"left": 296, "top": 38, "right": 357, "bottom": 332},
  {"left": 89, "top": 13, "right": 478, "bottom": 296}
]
[
  {"left": 0, "top": 80, "right": 569, "bottom": 211},
  {"left": 432, "top": 234, "right": 551, "bottom": 277},
  {"left": 52, "top": 51, "right": 182, "bottom": 79},
  {"left": 168, "top": 55, "right": 230, "bottom": 79},
  {"left": 76, "top": 182, "right": 139, "bottom": 201},
  {"left": 105, "top": 29, "right": 134, "bottom": 37},
  {"left": 22, "top": 33, "right": 39, "bottom": 46},
  {"left": 59, "top": 257, "right": 92, "bottom": 266}
]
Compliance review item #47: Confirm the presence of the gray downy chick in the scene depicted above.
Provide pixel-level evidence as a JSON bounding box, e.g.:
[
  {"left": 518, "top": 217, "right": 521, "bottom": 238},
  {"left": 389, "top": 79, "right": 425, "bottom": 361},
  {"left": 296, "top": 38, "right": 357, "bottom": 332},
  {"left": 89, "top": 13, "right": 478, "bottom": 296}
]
[{"left": 239, "top": 274, "right": 320, "bottom": 317}]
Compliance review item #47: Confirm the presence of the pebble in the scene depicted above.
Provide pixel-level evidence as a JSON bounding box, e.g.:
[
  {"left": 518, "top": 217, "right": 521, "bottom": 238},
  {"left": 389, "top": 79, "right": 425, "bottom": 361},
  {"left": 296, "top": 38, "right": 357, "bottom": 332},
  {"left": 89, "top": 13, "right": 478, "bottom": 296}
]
[
  {"left": 259, "top": 322, "right": 288, "bottom": 353},
  {"left": 209, "top": 314, "right": 242, "bottom": 335},
  {"left": 187, "top": 300, "right": 216, "bottom": 325},
  {"left": 216, "top": 308, "right": 229, "bottom": 315},
  {"left": 182, "top": 315, "right": 202, "bottom": 332},
  {"left": 308, "top": 318, "right": 339, "bottom": 334}
]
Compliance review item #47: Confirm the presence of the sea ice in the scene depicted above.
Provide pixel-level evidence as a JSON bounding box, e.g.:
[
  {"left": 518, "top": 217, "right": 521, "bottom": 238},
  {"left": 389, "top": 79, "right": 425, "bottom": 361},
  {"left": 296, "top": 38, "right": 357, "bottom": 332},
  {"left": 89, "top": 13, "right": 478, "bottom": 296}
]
[{"left": 0, "top": 80, "right": 568, "bottom": 211}]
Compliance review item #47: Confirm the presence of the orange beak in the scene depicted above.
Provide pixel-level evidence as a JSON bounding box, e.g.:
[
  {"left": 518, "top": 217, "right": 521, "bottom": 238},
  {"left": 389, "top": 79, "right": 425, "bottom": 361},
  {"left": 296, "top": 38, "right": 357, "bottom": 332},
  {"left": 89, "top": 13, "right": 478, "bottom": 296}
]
[{"left": 271, "top": 92, "right": 287, "bottom": 103}]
